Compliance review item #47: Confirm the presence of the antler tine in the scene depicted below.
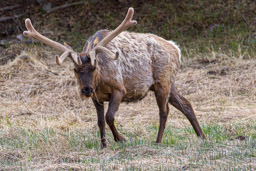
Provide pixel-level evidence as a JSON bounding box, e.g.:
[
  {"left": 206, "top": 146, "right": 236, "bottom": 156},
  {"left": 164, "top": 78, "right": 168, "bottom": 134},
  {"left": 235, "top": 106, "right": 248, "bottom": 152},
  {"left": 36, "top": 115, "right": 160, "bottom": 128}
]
[
  {"left": 23, "top": 18, "right": 81, "bottom": 66},
  {"left": 56, "top": 51, "right": 70, "bottom": 65},
  {"left": 98, "top": 7, "right": 137, "bottom": 47},
  {"left": 94, "top": 46, "right": 119, "bottom": 60},
  {"left": 55, "top": 51, "right": 82, "bottom": 66},
  {"left": 89, "top": 7, "right": 136, "bottom": 67},
  {"left": 23, "top": 19, "right": 69, "bottom": 53}
]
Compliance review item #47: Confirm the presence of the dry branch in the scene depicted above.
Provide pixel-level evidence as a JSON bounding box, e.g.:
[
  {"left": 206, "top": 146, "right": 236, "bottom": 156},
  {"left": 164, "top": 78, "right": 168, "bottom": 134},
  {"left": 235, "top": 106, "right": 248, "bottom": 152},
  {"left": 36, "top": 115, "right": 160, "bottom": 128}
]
[
  {"left": 45, "top": 1, "right": 84, "bottom": 14},
  {"left": 0, "top": 14, "right": 24, "bottom": 22},
  {"left": 0, "top": 5, "right": 19, "bottom": 12}
]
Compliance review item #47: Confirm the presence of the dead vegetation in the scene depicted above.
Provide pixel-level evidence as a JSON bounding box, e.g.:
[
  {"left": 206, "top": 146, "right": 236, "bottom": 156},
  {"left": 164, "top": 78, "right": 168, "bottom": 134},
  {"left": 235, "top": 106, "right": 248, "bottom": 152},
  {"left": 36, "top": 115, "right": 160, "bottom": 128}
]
[
  {"left": 2, "top": 46, "right": 255, "bottom": 130},
  {"left": 0, "top": 45, "right": 255, "bottom": 169},
  {"left": 0, "top": 0, "right": 255, "bottom": 170}
]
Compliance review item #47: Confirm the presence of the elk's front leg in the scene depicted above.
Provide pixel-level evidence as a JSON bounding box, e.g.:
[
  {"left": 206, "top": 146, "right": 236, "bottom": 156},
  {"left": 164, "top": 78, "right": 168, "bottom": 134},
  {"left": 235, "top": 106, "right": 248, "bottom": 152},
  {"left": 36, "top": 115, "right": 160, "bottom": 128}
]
[
  {"left": 106, "top": 90, "right": 125, "bottom": 142},
  {"left": 92, "top": 99, "right": 107, "bottom": 148}
]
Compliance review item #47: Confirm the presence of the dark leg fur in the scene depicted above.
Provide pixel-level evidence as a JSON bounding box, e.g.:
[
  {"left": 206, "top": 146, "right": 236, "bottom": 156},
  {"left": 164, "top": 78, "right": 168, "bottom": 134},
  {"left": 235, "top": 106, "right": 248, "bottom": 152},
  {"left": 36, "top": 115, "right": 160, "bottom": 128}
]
[
  {"left": 92, "top": 99, "right": 107, "bottom": 148},
  {"left": 169, "top": 84, "right": 206, "bottom": 139},
  {"left": 105, "top": 90, "right": 126, "bottom": 142},
  {"left": 154, "top": 83, "right": 170, "bottom": 143}
]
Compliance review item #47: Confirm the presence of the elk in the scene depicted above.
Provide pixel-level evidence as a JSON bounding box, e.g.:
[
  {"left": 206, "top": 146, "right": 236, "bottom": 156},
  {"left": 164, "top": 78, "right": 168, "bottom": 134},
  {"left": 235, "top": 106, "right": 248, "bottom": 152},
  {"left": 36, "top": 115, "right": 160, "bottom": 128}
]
[{"left": 23, "top": 7, "right": 205, "bottom": 148}]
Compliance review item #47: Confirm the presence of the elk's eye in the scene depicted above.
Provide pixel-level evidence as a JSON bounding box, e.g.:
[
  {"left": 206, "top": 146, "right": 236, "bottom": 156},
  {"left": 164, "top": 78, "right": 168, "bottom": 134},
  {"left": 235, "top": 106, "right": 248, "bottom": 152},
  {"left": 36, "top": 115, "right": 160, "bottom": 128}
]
[
  {"left": 74, "top": 68, "right": 78, "bottom": 73},
  {"left": 93, "top": 65, "right": 96, "bottom": 71}
]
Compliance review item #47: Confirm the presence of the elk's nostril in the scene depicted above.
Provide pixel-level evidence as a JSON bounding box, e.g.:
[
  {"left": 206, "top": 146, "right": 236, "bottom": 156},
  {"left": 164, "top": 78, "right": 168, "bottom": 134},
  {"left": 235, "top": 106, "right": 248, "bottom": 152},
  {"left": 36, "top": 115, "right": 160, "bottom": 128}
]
[
  {"left": 85, "top": 87, "right": 91, "bottom": 92},
  {"left": 81, "top": 87, "right": 92, "bottom": 96}
]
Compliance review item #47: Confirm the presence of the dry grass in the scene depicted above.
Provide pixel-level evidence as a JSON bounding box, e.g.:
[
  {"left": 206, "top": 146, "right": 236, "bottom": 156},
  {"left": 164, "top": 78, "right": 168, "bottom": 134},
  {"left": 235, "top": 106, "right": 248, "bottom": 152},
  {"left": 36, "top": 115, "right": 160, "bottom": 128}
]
[
  {"left": 0, "top": 0, "right": 255, "bottom": 169},
  {"left": 0, "top": 44, "right": 255, "bottom": 170}
]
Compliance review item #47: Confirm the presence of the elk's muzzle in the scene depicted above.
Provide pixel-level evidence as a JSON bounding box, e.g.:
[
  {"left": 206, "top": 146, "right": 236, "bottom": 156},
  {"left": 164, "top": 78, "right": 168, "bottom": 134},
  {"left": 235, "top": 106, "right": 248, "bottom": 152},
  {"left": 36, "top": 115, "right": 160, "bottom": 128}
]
[{"left": 81, "top": 87, "right": 93, "bottom": 97}]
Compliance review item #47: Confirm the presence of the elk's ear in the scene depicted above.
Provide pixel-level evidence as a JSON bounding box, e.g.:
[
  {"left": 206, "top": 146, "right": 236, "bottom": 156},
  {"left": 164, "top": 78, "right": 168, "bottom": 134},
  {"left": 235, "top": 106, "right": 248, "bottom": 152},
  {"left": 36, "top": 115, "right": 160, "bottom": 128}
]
[{"left": 93, "top": 59, "right": 97, "bottom": 71}]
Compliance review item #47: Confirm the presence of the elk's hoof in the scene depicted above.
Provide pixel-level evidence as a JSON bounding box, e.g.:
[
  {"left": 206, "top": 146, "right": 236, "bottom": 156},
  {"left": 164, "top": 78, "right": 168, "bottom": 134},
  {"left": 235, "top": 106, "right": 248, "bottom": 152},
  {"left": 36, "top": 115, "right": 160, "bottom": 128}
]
[
  {"left": 115, "top": 136, "right": 126, "bottom": 142},
  {"left": 101, "top": 143, "right": 107, "bottom": 149}
]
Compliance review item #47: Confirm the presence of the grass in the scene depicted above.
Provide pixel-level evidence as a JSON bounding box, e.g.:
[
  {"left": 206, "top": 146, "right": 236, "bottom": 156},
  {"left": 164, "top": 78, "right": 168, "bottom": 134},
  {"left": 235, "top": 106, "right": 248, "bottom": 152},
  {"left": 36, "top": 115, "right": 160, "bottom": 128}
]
[
  {"left": 0, "top": 47, "right": 255, "bottom": 170},
  {"left": 0, "top": 0, "right": 256, "bottom": 170},
  {"left": 19, "top": 0, "right": 254, "bottom": 57},
  {"left": 0, "top": 123, "right": 255, "bottom": 170}
]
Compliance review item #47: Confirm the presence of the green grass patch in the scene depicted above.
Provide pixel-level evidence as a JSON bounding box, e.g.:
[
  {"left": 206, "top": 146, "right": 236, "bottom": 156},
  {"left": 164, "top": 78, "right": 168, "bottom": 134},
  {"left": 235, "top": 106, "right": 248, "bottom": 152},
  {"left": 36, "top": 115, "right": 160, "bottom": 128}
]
[{"left": 0, "top": 122, "right": 255, "bottom": 169}]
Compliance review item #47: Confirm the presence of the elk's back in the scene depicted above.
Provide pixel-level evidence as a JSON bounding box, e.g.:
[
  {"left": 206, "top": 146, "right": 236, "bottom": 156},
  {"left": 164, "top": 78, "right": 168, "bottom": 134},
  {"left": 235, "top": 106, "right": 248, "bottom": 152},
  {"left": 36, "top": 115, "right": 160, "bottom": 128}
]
[{"left": 90, "top": 30, "right": 181, "bottom": 102}]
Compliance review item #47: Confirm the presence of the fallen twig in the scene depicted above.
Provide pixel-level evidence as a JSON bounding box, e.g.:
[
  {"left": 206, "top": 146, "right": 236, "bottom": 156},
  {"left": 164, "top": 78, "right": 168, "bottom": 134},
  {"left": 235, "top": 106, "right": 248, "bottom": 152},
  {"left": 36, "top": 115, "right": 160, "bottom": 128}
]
[
  {"left": 0, "top": 14, "right": 24, "bottom": 22},
  {"left": 0, "top": 5, "right": 20, "bottom": 12},
  {"left": 45, "top": 1, "right": 84, "bottom": 14}
]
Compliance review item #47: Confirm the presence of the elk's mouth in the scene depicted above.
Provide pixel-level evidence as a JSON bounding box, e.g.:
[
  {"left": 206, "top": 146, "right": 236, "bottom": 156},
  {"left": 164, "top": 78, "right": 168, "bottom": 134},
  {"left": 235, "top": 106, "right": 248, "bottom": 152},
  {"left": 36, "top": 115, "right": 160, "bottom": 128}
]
[
  {"left": 84, "top": 93, "right": 92, "bottom": 97},
  {"left": 80, "top": 92, "right": 92, "bottom": 100},
  {"left": 82, "top": 91, "right": 92, "bottom": 97}
]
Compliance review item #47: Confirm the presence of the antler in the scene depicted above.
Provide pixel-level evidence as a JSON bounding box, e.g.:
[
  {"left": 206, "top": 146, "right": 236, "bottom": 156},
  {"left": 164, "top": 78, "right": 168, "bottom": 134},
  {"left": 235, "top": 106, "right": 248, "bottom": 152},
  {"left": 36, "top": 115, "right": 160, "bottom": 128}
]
[
  {"left": 94, "top": 46, "right": 119, "bottom": 60},
  {"left": 23, "top": 7, "right": 137, "bottom": 67},
  {"left": 23, "top": 18, "right": 80, "bottom": 65},
  {"left": 55, "top": 50, "right": 81, "bottom": 65},
  {"left": 98, "top": 7, "right": 137, "bottom": 47},
  {"left": 89, "top": 7, "right": 137, "bottom": 66}
]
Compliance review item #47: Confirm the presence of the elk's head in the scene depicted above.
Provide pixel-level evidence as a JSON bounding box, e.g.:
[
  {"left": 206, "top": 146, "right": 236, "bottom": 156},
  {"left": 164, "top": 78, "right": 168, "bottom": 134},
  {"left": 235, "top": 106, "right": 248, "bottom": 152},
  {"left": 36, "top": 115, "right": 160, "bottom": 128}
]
[
  {"left": 23, "top": 7, "right": 136, "bottom": 98},
  {"left": 73, "top": 53, "right": 96, "bottom": 97}
]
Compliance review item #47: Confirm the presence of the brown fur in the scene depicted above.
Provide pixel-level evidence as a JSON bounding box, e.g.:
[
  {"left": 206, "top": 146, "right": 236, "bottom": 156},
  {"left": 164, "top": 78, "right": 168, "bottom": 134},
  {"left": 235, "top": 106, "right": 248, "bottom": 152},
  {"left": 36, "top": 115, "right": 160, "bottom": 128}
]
[
  {"left": 23, "top": 14, "right": 205, "bottom": 149},
  {"left": 75, "top": 30, "right": 205, "bottom": 148},
  {"left": 80, "top": 30, "right": 180, "bottom": 102}
]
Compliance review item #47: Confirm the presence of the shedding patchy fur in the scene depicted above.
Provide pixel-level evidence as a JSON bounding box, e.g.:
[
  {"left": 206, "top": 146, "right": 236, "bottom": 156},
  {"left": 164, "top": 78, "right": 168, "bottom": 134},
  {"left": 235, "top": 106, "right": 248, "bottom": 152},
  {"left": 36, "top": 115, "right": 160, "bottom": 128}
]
[
  {"left": 81, "top": 30, "right": 181, "bottom": 102},
  {"left": 22, "top": 7, "right": 205, "bottom": 148},
  {"left": 168, "top": 40, "right": 181, "bottom": 63}
]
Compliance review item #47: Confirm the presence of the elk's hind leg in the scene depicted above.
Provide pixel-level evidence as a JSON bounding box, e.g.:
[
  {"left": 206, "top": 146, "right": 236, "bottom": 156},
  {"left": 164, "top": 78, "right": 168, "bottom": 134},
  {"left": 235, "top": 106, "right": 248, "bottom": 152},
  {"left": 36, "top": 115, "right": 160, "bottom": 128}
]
[
  {"left": 153, "top": 83, "right": 170, "bottom": 143},
  {"left": 169, "top": 83, "right": 206, "bottom": 139}
]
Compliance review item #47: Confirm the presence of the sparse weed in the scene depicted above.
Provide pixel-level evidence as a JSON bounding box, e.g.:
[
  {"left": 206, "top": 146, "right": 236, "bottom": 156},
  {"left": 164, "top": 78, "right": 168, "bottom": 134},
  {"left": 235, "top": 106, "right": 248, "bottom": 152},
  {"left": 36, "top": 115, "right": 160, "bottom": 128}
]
[
  {"left": 0, "top": 0, "right": 256, "bottom": 170},
  {"left": 0, "top": 123, "right": 255, "bottom": 169}
]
